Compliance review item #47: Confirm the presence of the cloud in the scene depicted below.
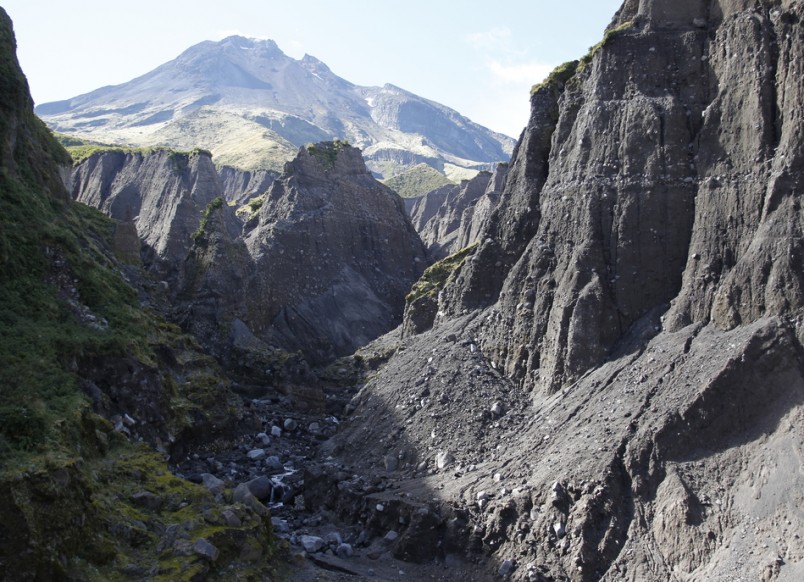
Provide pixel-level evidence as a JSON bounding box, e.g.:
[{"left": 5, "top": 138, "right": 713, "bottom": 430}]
[
  {"left": 487, "top": 61, "right": 554, "bottom": 85},
  {"left": 465, "top": 26, "right": 513, "bottom": 52},
  {"left": 466, "top": 26, "right": 553, "bottom": 87}
]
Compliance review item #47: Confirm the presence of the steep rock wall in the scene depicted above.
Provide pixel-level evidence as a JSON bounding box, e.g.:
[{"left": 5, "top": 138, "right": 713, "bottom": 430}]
[
  {"left": 243, "top": 143, "right": 428, "bottom": 362},
  {"left": 326, "top": 1, "right": 804, "bottom": 580}
]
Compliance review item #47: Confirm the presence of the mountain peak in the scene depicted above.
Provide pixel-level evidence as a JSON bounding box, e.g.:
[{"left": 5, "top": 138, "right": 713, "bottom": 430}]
[{"left": 36, "top": 36, "right": 515, "bottom": 175}]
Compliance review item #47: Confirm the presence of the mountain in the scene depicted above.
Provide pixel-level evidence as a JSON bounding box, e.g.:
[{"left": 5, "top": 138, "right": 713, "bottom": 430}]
[
  {"left": 312, "top": 1, "right": 804, "bottom": 579},
  {"left": 36, "top": 36, "right": 515, "bottom": 177}
]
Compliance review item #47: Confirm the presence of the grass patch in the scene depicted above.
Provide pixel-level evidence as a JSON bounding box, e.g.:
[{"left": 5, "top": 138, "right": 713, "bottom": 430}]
[
  {"left": 191, "top": 196, "right": 224, "bottom": 240},
  {"left": 235, "top": 193, "right": 266, "bottom": 220},
  {"left": 406, "top": 243, "right": 478, "bottom": 304},
  {"left": 531, "top": 60, "right": 580, "bottom": 95},
  {"left": 305, "top": 139, "right": 350, "bottom": 169},
  {"left": 383, "top": 163, "right": 454, "bottom": 198}
]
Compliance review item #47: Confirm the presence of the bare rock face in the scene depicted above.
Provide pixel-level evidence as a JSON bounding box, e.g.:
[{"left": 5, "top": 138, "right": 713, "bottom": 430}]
[
  {"left": 218, "top": 165, "right": 277, "bottom": 205},
  {"left": 323, "top": 1, "right": 804, "bottom": 580},
  {"left": 409, "top": 163, "right": 508, "bottom": 260},
  {"left": 71, "top": 149, "right": 238, "bottom": 280},
  {"left": 243, "top": 142, "right": 427, "bottom": 362}
]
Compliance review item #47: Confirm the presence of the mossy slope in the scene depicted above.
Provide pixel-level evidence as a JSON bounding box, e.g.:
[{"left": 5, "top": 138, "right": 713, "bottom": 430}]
[{"left": 0, "top": 8, "right": 275, "bottom": 579}]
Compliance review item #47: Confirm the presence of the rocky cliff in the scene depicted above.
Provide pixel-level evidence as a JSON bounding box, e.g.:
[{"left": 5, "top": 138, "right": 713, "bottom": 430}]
[
  {"left": 71, "top": 148, "right": 242, "bottom": 281},
  {"left": 218, "top": 164, "right": 277, "bottom": 205},
  {"left": 242, "top": 141, "right": 428, "bottom": 362},
  {"left": 71, "top": 140, "right": 428, "bottom": 368},
  {"left": 316, "top": 1, "right": 804, "bottom": 580},
  {"left": 409, "top": 162, "right": 508, "bottom": 260}
]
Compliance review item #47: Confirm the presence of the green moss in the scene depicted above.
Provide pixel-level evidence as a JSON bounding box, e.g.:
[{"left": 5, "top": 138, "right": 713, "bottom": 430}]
[
  {"left": 577, "top": 20, "right": 636, "bottom": 73},
  {"left": 406, "top": 243, "right": 478, "bottom": 304},
  {"left": 305, "top": 139, "right": 350, "bottom": 169},
  {"left": 191, "top": 196, "right": 225, "bottom": 240},
  {"left": 531, "top": 60, "right": 580, "bottom": 95},
  {"left": 530, "top": 20, "right": 636, "bottom": 96},
  {"left": 64, "top": 143, "right": 212, "bottom": 168},
  {"left": 235, "top": 193, "right": 266, "bottom": 220},
  {"left": 383, "top": 163, "right": 454, "bottom": 198}
]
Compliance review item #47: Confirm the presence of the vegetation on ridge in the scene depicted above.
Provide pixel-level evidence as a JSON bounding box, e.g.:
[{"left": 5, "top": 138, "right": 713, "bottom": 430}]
[
  {"left": 406, "top": 243, "right": 479, "bottom": 304},
  {"left": 305, "top": 139, "right": 350, "bottom": 169},
  {"left": 383, "top": 163, "right": 454, "bottom": 198},
  {"left": 531, "top": 20, "right": 636, "bottom": 94}
]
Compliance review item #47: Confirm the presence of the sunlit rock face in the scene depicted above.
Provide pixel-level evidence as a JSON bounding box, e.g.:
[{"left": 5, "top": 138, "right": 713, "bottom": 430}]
[{"left": 323, "top": 2, "right": 804, "bottom": 580}]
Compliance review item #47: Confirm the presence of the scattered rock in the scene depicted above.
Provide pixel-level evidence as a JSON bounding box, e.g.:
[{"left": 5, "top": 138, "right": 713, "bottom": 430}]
[
  {"left": 200, "top": 473, "right": 225, "bottom": 495},
  {"left": 301, "top": 535, "right": 325, "bottom": 553},
  {"left": 247, "top": 448, "right": 266, "bottom": 461},
  {"left": 436, "top": 451, "right": 455, "bottom": 470},
  {"left": 284, "top": 418, "right": 298, "bottom": 431},
  {"left": 336, "top": 543, "right": 354, "bottom": 559},
  {"left": 193, "top": 538, "right": 220, "bottom": 562},
  {"left": 245, "top": 476, "right": 273, "bottom": 501}
]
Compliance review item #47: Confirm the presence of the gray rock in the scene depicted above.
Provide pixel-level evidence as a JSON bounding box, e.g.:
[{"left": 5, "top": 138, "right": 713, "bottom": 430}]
[
  {"left": 490, "top": 400, "right": 505, "bottom": 417},
  {"left": 200, "top": 473, "right": 225, "bottom": 495},
  {"left": 436, "top": 451, "right": 455, "bottom": 470},
  {"left": 256, "top": 432, "right": 271, "bottom": 446},
  {"left": 300, "top": 535, "right": 325, "bottom": 553},
  {"left": 245, "top": 476, "right": 273, "bottom": 501},
  {"left": 325, "top": 531, "right": 343, "bottom": 546},
  {"left": 307, "top": 422, "right": 321, "bottom": 433},
  {"left": 271, "top": 517, "right": 290, "bottom": 533},
  {"left": 384, "top": 530, "right": 399, "bottom": 543},
  {"left": 193, "top": 538, "right": 220, "bottom": 562},
  {"left": 336, "top": 543, "right": 354, "bottom": 559},
  {"left": 265, "top": 456, "right": 284, "bottom": 471},
  {"left": 384, "top": 455, "right": 398, "bottom": 472},
  {"left": 283, "top": 418, "right": 298, "bottom": 431},
  {"left": 222, "top": 509, "right": 241, "bottom": 527},
  {"left": 271, "top": 426, "right": 282, "bottom": 438},
  {"left": 498, "top": 559, "right": 515, "bottom": 577},
  {"left": 246, "top": 448, "right": 266, "bottom": 461}
]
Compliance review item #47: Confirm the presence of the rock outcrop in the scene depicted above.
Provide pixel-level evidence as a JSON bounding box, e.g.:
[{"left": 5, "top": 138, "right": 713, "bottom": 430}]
[
  {"left": 71, "top": 148, "right": 240, "bottom": 281},
  {"left": 408, "top": 162, "right": 508, "bottom": 260},
  {"left": 218, "top": 165, "right": 277, "bottom": 205},
  {"left": 320, "top": 1, "right": 804, "bottom": 580},
  {"left": 71, "top": 141, "right": 427, "bottom": 367},
  {"left": 242, "top": 142, "right": 428, "bottom": 362}
]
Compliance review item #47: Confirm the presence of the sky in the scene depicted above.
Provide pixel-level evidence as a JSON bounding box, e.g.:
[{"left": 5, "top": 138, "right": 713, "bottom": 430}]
[{"left": 2, "top": 0, "right": 623, "bottom": 138}]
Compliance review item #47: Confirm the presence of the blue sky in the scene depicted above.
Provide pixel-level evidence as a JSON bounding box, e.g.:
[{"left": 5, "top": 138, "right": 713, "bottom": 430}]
[{"left": 3, "top": 0, "right": 623, "bottom": 138}]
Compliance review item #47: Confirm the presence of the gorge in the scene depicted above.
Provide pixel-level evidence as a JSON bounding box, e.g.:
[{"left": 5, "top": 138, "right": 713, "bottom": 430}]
[{"left": 1, "top": 1, "right": 803, "bottom": 581}]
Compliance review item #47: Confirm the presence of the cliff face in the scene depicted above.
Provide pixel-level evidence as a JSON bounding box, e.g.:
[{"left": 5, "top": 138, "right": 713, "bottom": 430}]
[
  {"left": 72, "top": 141, "right": 427, "bottom": 366},
  {"left": 325, "top": 1, "right": 804, "bottom": 580},
  {"left": 444, "top": 0, "right": 803, "bottom": 395},
  {"left": 409, "top": 162, "right": 508, "bottom": 260},
  {"left": 243, "top": 142, "right": 428, "bottom": 362},
  {"left": 71, "top": 148, "right": 241, "bottom": 279},
  {"left": 218, "top": 165, "right": 277, "bottom": 205}
]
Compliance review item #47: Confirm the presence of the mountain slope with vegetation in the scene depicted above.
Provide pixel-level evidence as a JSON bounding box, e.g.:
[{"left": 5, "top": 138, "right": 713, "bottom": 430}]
[
  {"left": 36, "top": 36, "right": 514, "bottom": 177},
  {"left": 0, "top": 10, "right": 276, "bottom": 579}
]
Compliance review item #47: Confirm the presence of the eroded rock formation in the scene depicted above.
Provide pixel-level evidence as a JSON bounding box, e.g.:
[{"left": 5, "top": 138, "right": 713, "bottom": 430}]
[{"left": 321, "top": 1, "right": 804, "bottom": 580}]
